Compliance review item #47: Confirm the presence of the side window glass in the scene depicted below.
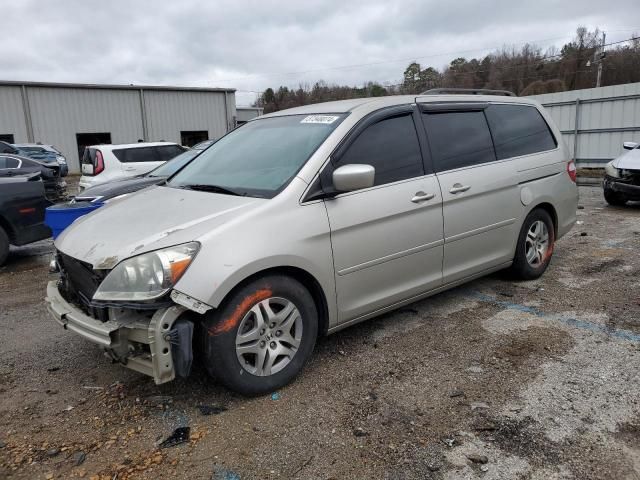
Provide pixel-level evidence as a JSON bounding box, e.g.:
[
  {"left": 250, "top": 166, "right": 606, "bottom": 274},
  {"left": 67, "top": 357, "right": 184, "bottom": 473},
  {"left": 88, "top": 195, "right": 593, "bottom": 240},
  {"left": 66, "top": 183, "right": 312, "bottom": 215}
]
[
  {"left": 485, "top": 104, "right": 557, "bottom": 160},
  {"left": 113, "top": 147, "right": 159, "bottom": 163},
  {"left": 422, "top": 111, "right": 495, "bottom": 172},
  {"left": 0, "top": 156, "right": 7, "bottom": 169},
  {"left": 336, "top": 114, "right": 423, "bottom": 186},
  {"left": 6, "top": 157, "right": 20, "bottom": 168}
]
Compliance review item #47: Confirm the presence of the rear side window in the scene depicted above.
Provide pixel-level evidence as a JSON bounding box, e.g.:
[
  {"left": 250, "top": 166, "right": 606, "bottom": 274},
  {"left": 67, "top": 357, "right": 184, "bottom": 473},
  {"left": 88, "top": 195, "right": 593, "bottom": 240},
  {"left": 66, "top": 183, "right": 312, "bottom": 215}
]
[
  {"left": 113, "top": 147, "right": 159, "bottom": 163},
  {"left": 336, "top": 114, "right": 424, "bottom": 186},
  {"left": 0, "top": 156, "right": 20, "bottom": 168},
  {"left": 156, "top": 145, "right": 186, "bottom": 161},
  {"left": 485, "top": 104, "right": 557, "bottom": 160},
  {"left": 423, "top": 111, "right": 496, "bottom": 172}
]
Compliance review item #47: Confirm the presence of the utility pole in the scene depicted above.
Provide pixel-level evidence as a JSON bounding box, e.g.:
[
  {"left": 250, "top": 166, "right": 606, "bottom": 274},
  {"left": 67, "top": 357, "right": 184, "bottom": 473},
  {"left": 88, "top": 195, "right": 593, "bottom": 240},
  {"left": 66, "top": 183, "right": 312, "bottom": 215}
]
[{"left": 596, "top": 31, "right": 606, "bottom": 88}]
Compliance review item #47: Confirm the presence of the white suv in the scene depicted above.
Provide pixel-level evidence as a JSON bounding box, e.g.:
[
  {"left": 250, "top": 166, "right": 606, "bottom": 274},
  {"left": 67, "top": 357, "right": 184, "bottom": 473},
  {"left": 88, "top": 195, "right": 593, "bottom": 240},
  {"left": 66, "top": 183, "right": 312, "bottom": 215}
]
[{"left": 79, "top": 142, "right": 187, "bottom": 191}]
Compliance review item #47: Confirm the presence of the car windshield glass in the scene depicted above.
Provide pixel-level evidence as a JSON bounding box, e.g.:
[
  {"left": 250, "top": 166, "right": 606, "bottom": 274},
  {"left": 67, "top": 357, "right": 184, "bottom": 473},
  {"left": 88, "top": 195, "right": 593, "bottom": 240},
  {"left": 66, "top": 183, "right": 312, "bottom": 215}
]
[
  {"left": 148, "top": 150, "right": 199, "bottom": 177},
  {"left": 168, "top": 114, "right": 345, "bottom": 198}
]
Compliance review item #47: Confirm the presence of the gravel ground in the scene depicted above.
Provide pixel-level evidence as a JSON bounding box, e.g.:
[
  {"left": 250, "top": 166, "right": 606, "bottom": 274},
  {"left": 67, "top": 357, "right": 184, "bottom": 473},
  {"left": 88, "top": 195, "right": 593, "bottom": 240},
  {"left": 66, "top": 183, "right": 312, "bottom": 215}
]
[{"left": 1, "top": 185, "right": 640, "bottom": 480}]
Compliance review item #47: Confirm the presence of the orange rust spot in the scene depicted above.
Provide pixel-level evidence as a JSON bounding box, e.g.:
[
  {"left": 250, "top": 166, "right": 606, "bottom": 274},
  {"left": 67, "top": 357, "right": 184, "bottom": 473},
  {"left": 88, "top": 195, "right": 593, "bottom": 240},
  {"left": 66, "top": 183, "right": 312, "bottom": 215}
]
[{"left": 208, "top": 288, "right": 272, "bottom": 336}]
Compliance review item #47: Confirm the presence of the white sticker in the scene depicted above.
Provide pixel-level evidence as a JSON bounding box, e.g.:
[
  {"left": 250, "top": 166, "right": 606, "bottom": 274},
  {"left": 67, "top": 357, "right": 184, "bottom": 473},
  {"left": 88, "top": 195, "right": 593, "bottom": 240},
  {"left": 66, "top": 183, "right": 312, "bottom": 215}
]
[{"left": 300, "top": 115, "right": 340, "bottom": 124}]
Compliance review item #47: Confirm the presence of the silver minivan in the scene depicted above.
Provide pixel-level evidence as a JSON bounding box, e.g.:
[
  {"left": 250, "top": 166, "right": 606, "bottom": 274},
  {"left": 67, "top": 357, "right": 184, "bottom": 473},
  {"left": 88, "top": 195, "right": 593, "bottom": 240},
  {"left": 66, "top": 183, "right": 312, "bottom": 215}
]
[{"left": 46, "top": 91, "right": 578, "bottom": 395}]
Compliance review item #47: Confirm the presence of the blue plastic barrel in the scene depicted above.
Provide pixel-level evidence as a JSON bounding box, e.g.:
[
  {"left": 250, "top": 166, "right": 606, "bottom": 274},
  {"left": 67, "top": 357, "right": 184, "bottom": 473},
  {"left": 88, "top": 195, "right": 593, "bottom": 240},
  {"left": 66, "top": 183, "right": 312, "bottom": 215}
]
[{"left": 45, "top": 201, "right": 103, "bottom": 239}]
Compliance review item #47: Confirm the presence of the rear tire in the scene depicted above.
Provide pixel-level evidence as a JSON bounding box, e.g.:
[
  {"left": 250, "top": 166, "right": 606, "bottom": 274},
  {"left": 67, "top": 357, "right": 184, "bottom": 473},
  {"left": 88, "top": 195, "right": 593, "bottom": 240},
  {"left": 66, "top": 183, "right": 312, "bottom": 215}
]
[
  {"left": 604, "top": 187, "right": 627, "bottom": 206},
  {"left": 0, "top": 227, "right": 9, "bottom": 267},
  {"left": 509, "top": 209, "right": 555, "bottom": 280},
  {"left": 201, "top": 275, "right": 318, "bottom": 395}
]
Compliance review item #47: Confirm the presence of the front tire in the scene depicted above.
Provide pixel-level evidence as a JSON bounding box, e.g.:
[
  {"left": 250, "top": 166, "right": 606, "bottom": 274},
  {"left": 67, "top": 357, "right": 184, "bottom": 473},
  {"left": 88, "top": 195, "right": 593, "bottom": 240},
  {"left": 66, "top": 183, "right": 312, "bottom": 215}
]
[
  {"left": 201, "top": 275, "right": 318, "bottom": 395},
  {"left": 509, "top": 209, "right": 555, "bottom": 280},
  {"left": 604, "top": 187, "right": 627, "bottom": 206}
]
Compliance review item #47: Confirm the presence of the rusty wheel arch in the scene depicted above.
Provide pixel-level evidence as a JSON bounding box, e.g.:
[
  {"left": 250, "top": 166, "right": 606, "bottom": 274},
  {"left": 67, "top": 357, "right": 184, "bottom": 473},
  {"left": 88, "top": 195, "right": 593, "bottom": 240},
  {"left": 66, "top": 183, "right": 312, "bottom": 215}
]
[{"left": 214, "top": 266, "right": 330, "bottom": 337}]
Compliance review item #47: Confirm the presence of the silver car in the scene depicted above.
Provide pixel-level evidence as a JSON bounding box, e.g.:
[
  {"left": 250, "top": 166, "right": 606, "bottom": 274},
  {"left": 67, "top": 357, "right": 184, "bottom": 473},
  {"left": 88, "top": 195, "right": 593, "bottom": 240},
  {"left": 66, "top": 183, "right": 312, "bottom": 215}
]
[{"left": 46, "top": 91, "right": 578, "bottom": 395}]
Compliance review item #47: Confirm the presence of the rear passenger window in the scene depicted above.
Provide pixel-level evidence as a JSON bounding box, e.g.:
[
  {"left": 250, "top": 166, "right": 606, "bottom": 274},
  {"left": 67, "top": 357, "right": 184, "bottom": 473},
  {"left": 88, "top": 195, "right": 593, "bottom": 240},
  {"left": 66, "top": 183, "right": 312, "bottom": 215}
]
[
  {"left": 0, "top": 156, "right": 20, "bottom": 168},
  {"left": 113, "top": 147, "right": 159, "bottom": 163},
  {"left": 423, "top": 111, "right": 496, "bottom": 172},
  {"left": 336, "top": 114, "right": 423, "bottom": 186},
  {"left": 156, "top": 145, "right": 186, "bottom": 162},
  {"left": 485, "top": 104, "right": 557, "bottom": 160}
]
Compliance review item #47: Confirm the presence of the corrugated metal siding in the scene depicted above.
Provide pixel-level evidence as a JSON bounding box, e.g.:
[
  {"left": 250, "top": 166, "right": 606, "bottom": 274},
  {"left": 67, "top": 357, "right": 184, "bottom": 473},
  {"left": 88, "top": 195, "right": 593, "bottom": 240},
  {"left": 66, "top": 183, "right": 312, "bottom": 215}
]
[
  {"left": 26, "top": 87, "right": 144, "bottom": 172},
  {"left": 236, "top": 107, "right": 263, "bottom": 122},
  {"left": 528, "top": 82, "right": 640, "bottom": 167},
  {"left": 0, "top": 86, "right": 28, "bottom": 142},
  {"left": 144, "top": 91, "right": 233, "bottom": 143}
]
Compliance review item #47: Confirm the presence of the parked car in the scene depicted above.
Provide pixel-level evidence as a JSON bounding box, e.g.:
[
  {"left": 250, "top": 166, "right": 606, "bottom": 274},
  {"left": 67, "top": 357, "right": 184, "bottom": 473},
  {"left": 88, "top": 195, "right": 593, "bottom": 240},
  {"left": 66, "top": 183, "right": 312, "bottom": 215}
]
[
  {"left": 0, "top": 154, "right": 67, "bottom": 201},
  {"left": 0, "top": 174, "right": 51, "bottom": 266},
  {"left": 13, "top": 143, "right": 69, "bottom": 177},
  {"left": 74, "top": 149, "right": 200, "bottom": 204},
  {"left": 0, "top": 141, "right": 18, "bottom": 154},
  {"left": 603, "top": 141, "right": 640, "bottom": 205},
  {"left": 79, "top": 142, "right": 187, "bottom": 191},
  {"left": 46, "top": 91, "right": 577, "bottom": 395}
]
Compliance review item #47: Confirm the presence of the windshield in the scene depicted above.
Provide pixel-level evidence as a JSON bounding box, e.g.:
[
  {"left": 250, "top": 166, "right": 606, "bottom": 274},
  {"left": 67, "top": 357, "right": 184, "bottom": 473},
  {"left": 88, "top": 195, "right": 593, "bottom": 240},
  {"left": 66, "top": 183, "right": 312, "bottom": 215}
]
[
  {"left": 18, "top": 146, "right": 45, "bottom": 153},
  {"left": 148, "top": 150, "right": 199, "bottom": 177},
  {"left": 168, "top": 114, "right": 345, "bottom": 198}
]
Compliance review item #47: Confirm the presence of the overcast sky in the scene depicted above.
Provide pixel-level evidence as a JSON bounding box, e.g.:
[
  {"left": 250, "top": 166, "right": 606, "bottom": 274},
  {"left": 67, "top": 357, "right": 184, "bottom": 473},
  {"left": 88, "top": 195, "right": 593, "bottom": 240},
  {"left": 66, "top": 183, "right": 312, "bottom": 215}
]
[{"left": 1, "top": 0, "right": 639, "bottom": 105}]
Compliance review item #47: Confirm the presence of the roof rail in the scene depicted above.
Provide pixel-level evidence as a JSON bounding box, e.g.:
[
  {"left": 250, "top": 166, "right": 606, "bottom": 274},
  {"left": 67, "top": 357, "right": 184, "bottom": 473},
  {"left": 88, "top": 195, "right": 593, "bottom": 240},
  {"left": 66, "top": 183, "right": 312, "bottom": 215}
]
[{"left": 420, "top": 88, "right": 516, "bottom": 97}]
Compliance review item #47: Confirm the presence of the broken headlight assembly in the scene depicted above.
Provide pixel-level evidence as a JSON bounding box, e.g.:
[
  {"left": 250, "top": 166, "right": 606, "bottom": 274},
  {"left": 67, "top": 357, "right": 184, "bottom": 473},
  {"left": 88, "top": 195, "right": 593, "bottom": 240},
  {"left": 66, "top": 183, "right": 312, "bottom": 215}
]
[
  {"left": 93, "top": 242, "right": 199, "bottom": 302},
  {"left": 605, "top": 162, "right": 621, "bottom": 178}
]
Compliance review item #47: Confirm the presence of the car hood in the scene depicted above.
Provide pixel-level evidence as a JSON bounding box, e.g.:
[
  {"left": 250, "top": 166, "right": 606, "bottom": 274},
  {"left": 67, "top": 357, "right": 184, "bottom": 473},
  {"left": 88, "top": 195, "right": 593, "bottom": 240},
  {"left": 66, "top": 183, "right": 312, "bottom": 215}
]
[
  {"left": 78, "top": 176, "right": 163, "bottom": 201},
  {"left": 611, "top": 148, "right": 640, "bottom": 170},
  {"left": 55, "top": 185, "right": 266, "bottom": 269}
]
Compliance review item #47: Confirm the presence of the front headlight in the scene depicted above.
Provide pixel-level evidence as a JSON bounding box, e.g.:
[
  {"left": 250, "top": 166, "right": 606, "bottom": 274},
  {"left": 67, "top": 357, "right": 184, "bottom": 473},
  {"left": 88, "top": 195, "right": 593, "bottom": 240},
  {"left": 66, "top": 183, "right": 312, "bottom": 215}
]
[
  {"left": 93, "top": 242, "right": 199, "bottom": 302},
  {"left": 56, "top": 155, "right": 67, "bottom": 164},
  {"left": 605, "top": 162, "right": 621, "bottom": 178}
]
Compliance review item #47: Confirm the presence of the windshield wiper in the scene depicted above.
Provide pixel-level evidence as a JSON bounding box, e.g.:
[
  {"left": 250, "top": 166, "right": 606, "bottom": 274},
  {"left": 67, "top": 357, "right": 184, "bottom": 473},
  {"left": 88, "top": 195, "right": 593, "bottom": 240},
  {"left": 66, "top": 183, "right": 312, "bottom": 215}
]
[{"left": 176, "top": 184, "right": 244, "bottom": 196}]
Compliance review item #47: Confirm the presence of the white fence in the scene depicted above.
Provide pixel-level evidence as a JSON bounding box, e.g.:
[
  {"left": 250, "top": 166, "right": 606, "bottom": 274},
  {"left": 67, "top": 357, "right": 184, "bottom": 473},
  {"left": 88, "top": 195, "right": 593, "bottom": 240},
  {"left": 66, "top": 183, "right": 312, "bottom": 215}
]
[{"left": 528, "top": 82, "right": 640, "bottom": 168}]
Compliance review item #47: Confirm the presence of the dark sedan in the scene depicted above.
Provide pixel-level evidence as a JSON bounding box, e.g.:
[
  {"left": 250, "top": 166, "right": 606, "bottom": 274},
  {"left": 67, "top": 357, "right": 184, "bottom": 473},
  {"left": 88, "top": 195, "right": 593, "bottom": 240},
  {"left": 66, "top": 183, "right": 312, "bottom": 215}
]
[
  {"left": 0, "top": 154, "right": 66, "bottom": 202},
  {"left": 74, "top": 149, "right": 200, "bottom": 203}
]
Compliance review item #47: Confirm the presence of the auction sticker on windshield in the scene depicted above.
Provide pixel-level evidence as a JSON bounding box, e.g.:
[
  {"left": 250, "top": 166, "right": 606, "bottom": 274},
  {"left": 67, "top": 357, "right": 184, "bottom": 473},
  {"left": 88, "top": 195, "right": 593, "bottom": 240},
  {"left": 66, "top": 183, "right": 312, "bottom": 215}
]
[{"left": 300, "top": 115, "right": 340, "bottom": 124}]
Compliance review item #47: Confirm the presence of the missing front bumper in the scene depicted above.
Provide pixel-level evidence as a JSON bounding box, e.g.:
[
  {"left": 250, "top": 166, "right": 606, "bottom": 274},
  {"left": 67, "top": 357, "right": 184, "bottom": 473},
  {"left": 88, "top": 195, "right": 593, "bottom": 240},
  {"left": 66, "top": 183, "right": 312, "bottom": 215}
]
[{"left": 45, "top": 281, "right": 187, "bottom": 384}]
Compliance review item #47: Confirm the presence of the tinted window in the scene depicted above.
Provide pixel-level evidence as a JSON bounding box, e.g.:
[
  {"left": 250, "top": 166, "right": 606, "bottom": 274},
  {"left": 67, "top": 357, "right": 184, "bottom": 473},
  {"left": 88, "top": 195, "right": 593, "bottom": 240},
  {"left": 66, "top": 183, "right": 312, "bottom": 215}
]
[
  {"left": 156, "top": 145, "right": 186, "bottom": 162},
  {"left": 0, "top": 156, "right": 19, "bottom": 168},
  {"left": 423, "top": 111, "right": 495, "bottom": 172},
  {"left": 485, "top": 104, "right": 557, "bottom": 160},
  {"left": 113, "top": 147, "right": 159, "bottom": 163},
  {"left": 336, "top": 114, "right": 423, "bottom": 186}
]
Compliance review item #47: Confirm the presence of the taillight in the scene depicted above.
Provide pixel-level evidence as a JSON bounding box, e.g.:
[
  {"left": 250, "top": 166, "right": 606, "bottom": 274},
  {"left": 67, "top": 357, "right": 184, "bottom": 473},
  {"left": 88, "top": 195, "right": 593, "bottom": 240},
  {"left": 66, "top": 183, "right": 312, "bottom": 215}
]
[
  {"left": 95, "top": 150, "right": 105, "bottom": 175},
  {"left": 567, "top": 159, "right": 577, "bottom": 183}
]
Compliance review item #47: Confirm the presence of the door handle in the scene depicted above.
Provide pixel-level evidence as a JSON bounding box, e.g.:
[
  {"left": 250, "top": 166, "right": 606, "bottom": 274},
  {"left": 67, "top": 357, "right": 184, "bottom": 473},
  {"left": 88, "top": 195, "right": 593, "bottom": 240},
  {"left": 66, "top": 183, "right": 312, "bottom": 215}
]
[
  {"left": 411, "top": 191, "right": 435, "bottom": 203},
  {"left": 449, "top": 183, "right": 471, "bottom": 194}
]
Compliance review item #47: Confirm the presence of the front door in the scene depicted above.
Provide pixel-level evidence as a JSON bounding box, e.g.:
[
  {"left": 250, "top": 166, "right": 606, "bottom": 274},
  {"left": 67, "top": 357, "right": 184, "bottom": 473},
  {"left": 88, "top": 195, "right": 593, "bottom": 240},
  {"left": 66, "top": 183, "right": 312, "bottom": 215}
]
[{"left": 323, "top": 108, "right": 444, "bottom": 322}]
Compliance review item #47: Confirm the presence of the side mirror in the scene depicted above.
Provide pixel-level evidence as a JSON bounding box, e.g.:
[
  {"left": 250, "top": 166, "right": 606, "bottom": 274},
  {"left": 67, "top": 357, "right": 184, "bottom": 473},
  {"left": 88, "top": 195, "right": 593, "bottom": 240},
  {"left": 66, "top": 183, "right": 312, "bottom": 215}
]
[
  {"left": 332, "top": 164, "right": 375, "bottom": 192},
  {"left": 623, "top": 141, "right": 638, "bottom": 150}
]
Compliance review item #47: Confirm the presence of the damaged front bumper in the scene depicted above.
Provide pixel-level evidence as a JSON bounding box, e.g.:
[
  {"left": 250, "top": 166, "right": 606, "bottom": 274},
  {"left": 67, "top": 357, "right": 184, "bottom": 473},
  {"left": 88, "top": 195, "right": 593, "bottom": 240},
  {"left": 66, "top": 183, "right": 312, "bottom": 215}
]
[
  {"left": 45, "top": 281, "right": 187, "bottom": 384},
  {"left": 604, "top": 175, "right": 640, "bottom": 200}
]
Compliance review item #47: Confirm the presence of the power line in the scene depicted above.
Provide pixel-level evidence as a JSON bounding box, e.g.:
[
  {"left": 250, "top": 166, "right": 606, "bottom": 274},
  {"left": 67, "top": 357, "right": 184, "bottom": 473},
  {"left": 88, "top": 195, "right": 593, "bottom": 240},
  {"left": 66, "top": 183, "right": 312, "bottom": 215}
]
[
  {"left": 237, "top": 35, "right": 639, "bottom": 96},
  {"left": 214, "top": 34, "right": 580, "bottom": 83}
]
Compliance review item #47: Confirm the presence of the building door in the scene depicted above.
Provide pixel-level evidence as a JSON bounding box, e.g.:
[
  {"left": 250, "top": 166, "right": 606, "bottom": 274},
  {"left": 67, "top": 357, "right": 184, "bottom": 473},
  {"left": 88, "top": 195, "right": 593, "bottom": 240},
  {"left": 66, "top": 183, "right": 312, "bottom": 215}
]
[
  {"left": 76, "top": 133, "right": 111, "bottom": 165},
  {"left": 0, "top": 134, "right": 15, "bottom": 143},
  {"left": 180, "top": 131, "right": 208, "bottom": 147}
]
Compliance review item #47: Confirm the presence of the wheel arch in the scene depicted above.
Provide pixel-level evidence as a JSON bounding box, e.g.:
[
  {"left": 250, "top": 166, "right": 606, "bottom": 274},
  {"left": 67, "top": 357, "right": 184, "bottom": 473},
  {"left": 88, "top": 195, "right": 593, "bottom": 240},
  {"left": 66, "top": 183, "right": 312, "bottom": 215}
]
[
  {"left": 530, "top": 201, "right": 558, "bottom": 237},
  {"left": 212, "top": 266, "right": 331, "bottom": 337},
  {"left": 0, "top": 214, "right": 15, "bottom": 244}
]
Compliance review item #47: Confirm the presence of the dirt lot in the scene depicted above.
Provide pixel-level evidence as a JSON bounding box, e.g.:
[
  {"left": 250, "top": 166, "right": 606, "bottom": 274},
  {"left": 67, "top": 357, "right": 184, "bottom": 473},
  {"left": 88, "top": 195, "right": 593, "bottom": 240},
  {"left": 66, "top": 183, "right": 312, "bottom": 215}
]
[{"left": 1, "top": 185, "right": 640, "bottom": 480}]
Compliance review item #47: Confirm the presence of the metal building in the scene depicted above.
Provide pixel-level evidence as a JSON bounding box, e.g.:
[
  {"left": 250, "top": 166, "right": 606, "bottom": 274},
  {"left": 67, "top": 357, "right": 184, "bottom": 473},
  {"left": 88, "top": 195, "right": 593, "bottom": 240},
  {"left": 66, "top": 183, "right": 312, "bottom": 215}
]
[
  {"left": 236, "top": 106, "right": 263, "bottom": 125},
  {"left": 0, "top": 81, "right": 236, "bottom": 173},
  {"left": 528, "top": 82, "right": 640, "bottom": 168}
]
